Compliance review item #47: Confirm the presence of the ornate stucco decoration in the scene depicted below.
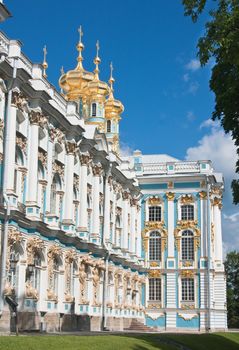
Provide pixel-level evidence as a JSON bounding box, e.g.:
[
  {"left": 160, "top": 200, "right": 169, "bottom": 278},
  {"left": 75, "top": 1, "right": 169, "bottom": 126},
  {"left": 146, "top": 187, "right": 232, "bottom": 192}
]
[
  {"left": 148, "top": 196, "right": 161, "bottom": 206},
  {"left": 199, "top": 191, "right": 207, "bottom": 199},
  {"left": 147, "top": 303, "right": 162, "bottom": 310},
  {"left": 212, "top": 196, "right": 223, "bottom": 209},
  {"left": 142, "top": 221, "right": 167, "bottom": 253},
  {"left": 122, "top": 190, "right": 130, "bottom": 201},
  {"left": 65, "top": 249, "right": 77, "bottom": 303},
  {"left": 26, "top": 237, "right": 44, "bottom": 265},
  {"left": 180, "top": 269, "right": 195, "bottom": 278},
  {"left": 180, "top": 304, "right": 196, "bottom": 311},
  {"left": 49, "top": 127, "right": 65, "bottom": 144},
  {"left": 73, "top": 175, "right": 79, "bottom": 189},
  {"left": 25, "top": 280, "right": 39, "bottom": 300},
  {"left": 80, "top": 152, "right": 91, "bottom": 166},
  {"left": 47, "top": 244, "right": 62, "bottom": 302},
  {"left": 11, "top": 90, "right": 29, "bottom": 112},
  {"left": 211, "top": 186, "right": 223, "bottom": 196},
  {"left": 178, "top": 312, "right": 198, "bottom": 319},
  {"left": 150, "top": 261, "right": 159, "bottom": 267},
  {"left": 38, "top": 149, "right": 47, "bottom": 167},
  {"left": 52, "top": 160, "right": 65, "bottom": 177},
  {"left": 168, "top": 181, "right": 174, "bottom": 189},
  {"left": 29, "top": 109, "right": 48, "bottom": 128},
  {"left": 174, "top": 221, "right": 200, "bottom": 251},
  {"left": 148, "top": 269, "right": 161, "bottom": 278},
  {"left": 66, "top": 141, "right": 77, "bottom": 155},
  {"left": 78, "top": 261, "right": 88, "bottom": 304},
  {"left": 92, "top": 163, "right": 103, "bottom": 177},
  {"left": 16, "top": 133, "right": 27, "bottom": 154},
  {"left": 166, "top": 192, "right": 175, "bottom": 201},
  {"left": 0, "top": 119, "right": 4, "bottom": 140},
  {"left": 211, "top": 223, "right": 215, "bottom": 246},
  {"left": 180, "top": 194, "right": 195, "bottom": 204}
]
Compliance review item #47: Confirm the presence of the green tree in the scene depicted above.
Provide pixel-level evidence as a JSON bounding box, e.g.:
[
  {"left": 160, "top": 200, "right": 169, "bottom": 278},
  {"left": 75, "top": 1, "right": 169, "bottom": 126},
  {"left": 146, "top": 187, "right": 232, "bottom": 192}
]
[
  {"left": 182, "top": 0, "right": 239, "bottom": 204},
  {"left": 224, "top": 251, "right": 239, "bottom": 328}
]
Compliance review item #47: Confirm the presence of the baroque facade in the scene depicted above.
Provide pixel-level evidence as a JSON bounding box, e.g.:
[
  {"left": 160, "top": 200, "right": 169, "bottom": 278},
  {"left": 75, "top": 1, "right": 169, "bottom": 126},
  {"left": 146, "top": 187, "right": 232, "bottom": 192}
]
[{"left": 0, "top": 3, "right": 227, "bottom": 332}]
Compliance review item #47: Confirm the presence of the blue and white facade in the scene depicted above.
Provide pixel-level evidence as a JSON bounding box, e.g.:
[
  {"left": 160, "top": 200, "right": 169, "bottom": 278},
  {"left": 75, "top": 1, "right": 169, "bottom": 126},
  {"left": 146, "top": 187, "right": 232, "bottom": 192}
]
[
  {"left": 0, "top": 2, "right": 227, "bottom": 333},
  {"left": 125, "top": 152, "right": 227, "bottom": 331}
]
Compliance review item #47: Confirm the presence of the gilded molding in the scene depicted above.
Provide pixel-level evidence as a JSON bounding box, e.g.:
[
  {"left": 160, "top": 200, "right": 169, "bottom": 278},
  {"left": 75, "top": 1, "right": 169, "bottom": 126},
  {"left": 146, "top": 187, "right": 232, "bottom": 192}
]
[
  {"left": 166, "top": 192, "right": 175, "bottom": 201},
  {"left": 180, "top": 194, "right": 194, "bottom": 204},
  {"left": 26, "top": 237, "right": 44, "bottom": 265},
  {"left": 148, "top": 269, "right": 161, "bottom": 278},
  {"left": 180, "top": 269, "right": 195, "bottom": 278},
  {"left": 148, "top": 196, "right": 161, "bottom": 206}
]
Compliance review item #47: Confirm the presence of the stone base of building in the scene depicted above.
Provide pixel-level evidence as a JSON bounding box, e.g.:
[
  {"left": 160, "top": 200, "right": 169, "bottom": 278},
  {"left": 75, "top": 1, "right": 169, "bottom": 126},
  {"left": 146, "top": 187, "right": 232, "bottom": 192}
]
[{"left": 0, "top": 310, "right": 144, "bottom": 333}]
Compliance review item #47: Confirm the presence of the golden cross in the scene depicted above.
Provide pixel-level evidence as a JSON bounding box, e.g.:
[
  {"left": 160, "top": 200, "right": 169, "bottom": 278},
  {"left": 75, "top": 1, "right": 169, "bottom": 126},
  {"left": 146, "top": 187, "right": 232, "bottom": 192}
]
[
  {"left": 110, "top": 61, "right": 113, "bottom": 78},
  {"left": 96, "top": 40, "right": 100, "bottom": 57},
  {"left": 43, "top": 45, "right": 47, "bottom": 62},
  {"left": 78, "top": 25, "right": 83, "bottom": 43}
]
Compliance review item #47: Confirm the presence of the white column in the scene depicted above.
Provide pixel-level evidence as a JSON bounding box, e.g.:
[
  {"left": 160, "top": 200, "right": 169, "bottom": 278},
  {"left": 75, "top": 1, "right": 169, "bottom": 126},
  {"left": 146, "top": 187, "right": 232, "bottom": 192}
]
[
  {"left": 3, "top": 94, "right": 17, "bottom": 192},
  {"left": 78, "top": 154, "right": 90, "bottom": 231},
  {"left": 213, "top": 198, "right": 223, "bottom": 262},
  {"left": 63, "top": 142, "right": 75, "bottom": 223},
  {"left": 91, "top": 163, "right": 102, "bottom": 239},
  {"left": 136, "top": 205, "right": 141, "bottom": 257},
  {"left": 103, "top": 175, "right": 111, "bottom": 242},
  {"left": 27, "top": 111, "right": 40, "bottom": 203},
  {"left": 122, "top": 191, "right": 129, "bottom": 250},
  {"left": 130, "top": 199, "right": 136, "bottom": 254},
  {"left": 166, "top": 192, "right": 175, "bottom": 257},
  {"left": 46, "top": 138, "right": 53, "bottom": 213}
]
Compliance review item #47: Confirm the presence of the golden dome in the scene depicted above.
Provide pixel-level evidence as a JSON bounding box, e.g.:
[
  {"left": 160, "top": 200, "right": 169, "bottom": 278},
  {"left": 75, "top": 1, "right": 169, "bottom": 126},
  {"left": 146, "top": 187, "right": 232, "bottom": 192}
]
[
  {"left": 59, "top": 26, "right": 94, "bottom": 101},
  {"left": 84, "top": 41, "right": 109, "bottom": 102},
  {"left": 105, "top": 62, "right": 124, "bottom": 119}
]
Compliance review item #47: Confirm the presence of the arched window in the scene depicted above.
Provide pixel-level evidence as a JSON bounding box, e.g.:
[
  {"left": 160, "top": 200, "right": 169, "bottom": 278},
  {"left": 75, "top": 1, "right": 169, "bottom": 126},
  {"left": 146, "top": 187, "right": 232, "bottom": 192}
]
[
  {"left": 181, "top": 230, "right": 194, "bottom": 261},
  {"left": 27, "top": 253, "right": 41, "bottom": 292},
  {"left": 181, "top": 204, "right": 194, "bottom": 221},
  {"left": 52, "top": 257, "right": 59, "bottom": 295},
  {"left": 92, "top": 103, "right": 97, "bottom": 117},
  {"left": 149, "top": 206, "right": 161, "bottom": 222},
  {"left": 149, "top": 231, "right": 161, "bottom": 261},
  {"left": 107, "top": 120, "right": 111, "bottom": 133},
  {"left": 50, "top": 173, "right": 62, "bottom": 215}
]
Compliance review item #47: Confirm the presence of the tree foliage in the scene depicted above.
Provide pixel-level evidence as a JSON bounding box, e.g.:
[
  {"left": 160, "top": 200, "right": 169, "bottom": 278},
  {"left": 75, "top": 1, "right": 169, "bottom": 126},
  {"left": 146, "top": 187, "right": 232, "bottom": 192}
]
[
  {"left": 182, "top": 0, "right": 239, "bottom": 204},
  {"left": 225, "top": 251, "right": 239, "bottom": 328}
]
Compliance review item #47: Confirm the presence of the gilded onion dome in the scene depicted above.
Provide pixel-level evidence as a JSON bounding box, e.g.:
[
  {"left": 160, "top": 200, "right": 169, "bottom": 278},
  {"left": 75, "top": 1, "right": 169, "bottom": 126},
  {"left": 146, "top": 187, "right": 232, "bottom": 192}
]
[
  {"left": 84, "top": 40, "right": 109, "bottom": 103},
  {"left": 105, "top": 62, "right": 124, "bottom": 119},
  {"left": 59, "top": 26, "right": 94, "bottom": 101}
]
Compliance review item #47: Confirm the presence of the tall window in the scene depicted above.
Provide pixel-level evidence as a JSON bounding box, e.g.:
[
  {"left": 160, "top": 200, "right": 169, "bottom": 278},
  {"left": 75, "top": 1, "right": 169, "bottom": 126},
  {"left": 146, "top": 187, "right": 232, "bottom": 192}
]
[
  {"left": 107, "top": 120, "right": 111, "bottom": 133},
  {"left": 149, "top": 278, "right": 161, "bottom": 301},
  {"left": 149, "top": 231, "right": 161, "bottom": 261},
  {"left": 149, "top": 206, "right": 162, "bottom": 222},
  {"left": 182, "top": 278, "right": 195, "bottom": 302},
  {"left": 181, "top": 230, "right": 194, "bottom": 261},
  {"left": 27, "top": 253, "right": 41, "bottom": 292},
  {"left": 50, "top": 173, "right": 61, "bottom": 215},
  {"left": 181, "top": 205, "right": 194, "bottom": 221},
  {"left": 92, "top": 103, "right": 97, "bottom": 117},
  {"left": 52, "top": 257, "right": 59, "bottom": 295}
]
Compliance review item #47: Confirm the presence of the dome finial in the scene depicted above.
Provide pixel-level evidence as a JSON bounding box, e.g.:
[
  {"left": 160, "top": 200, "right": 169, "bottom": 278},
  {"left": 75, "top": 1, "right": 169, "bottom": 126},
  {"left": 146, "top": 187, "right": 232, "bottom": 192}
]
[
  {"left": 108, "top": 61, "right": 115, "bottom": 99},
  {"left": 94, "top": 40, "right": 101, "bottom": 80},
  {"left": 42, "top": 45, "right": 48, "bottom": 78},
  {"left": 76, "top": 25, "right": 85, "bottom": 70}
]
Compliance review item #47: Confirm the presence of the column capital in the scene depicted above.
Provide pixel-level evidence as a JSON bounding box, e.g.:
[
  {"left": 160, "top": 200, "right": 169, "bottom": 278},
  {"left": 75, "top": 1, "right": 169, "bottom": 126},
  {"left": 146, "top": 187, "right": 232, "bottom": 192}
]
[
  {"left": 29, "top": 109, "right": 47, "bottom": 128},
  {"left": 122, "top": 190, "right": 130, "bottom": 200},
  {"left": 66, "top": 141, "right": 76, "bottom": 155},
  {"left": 49, "top": 126, "right": 65, "bottom": 144},
  {"left": 11, "top": 89, "right": 29, "bottom": 112},
  {"left": 80, "top": 152, "right": 91, "bottom": 166},
  {"left": 166, "top": 192, "right": 175, "bottom": 201},
  {"left": 199, "top": 191, "right": 207, "bottom": 200},
  {"left": 92, "top": 163, "right": 103, "bottom": 176}
]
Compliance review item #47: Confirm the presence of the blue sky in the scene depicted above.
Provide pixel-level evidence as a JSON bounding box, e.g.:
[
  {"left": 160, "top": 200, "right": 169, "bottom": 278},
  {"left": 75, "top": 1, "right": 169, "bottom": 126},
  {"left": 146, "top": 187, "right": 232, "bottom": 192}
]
[{"left": 2, "top": 0, "right": 239, "bottom": 251}]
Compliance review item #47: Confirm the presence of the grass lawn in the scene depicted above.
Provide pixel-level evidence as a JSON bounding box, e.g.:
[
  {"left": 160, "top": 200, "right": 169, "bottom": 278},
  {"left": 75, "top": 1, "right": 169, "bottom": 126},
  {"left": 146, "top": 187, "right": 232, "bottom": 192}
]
[{"left": 0, "top": 333, "right": 238, "bottom": 350}]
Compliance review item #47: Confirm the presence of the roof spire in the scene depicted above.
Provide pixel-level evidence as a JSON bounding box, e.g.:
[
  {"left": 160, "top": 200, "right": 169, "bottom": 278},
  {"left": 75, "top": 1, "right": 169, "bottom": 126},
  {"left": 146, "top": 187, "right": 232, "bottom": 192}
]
[
  {"left": 76, "top": 25, "right": 84, "bottom": 70},
  {"left": 94, "top": 40, "right": 101, "bottom": 80},
  {"left": 108, "top": 61, "right": 115, "bottom": 99},
  {"left": 42, "top": 45, "right": 48, "bottom": 78}
]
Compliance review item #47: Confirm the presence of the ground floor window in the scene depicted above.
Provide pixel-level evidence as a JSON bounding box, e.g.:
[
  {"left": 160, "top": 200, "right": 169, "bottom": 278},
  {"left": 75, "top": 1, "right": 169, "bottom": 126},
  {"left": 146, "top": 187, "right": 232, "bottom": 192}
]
[
  {"left": 181, "top": 278, "right": 194, "bottom": 302},
  {"left": 149, "top": 278, "right": 161, "bottom": 301}
]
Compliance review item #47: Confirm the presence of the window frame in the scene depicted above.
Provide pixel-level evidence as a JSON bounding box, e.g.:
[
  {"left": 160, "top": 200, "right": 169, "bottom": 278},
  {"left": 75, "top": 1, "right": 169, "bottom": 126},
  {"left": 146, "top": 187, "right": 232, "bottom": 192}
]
[
  {"left": 148, "top": 206, "right": 162, "bottom": 222},
  {"left": 181, "top": 230, "right": 194, "bottom": 261},
  {"left": 181, "top": 204, "right": 194, "bottom": 221},
  {"left": 149, "top": 231, "right": 161, "bottom": 261},
  {"left": 181, "top": 277, "right": 195, "bottom": 302},
  {"left": 148, "top": 278, "right": 161, "bottom": 301}
]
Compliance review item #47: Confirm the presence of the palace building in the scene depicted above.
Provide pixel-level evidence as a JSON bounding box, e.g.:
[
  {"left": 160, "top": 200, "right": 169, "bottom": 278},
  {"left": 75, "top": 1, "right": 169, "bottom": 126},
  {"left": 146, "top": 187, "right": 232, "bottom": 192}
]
[{"left": 0, "top": 2, "right": 227, "bottom": 333}]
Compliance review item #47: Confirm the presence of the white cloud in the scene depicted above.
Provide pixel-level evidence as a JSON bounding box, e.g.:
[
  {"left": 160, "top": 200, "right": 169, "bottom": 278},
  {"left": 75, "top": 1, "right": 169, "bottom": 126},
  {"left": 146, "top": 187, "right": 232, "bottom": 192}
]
[
  {"left": 120, "top": 142, "right": 134, "bottom": 158},
  {"left": 186, "top": 59, "right": 201, "bottom": 71},
  {"left": 183, "top": 73, "right": 189, "bottom": 82},
  {"left": 187, "top": 81, "right": 199, "bottom": 94},
  {"left": 185, "top": 120, "right": 239, "bottom": 253},
  {"left": 187, "top": 111, "right": 196, "bottom": 122}
]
